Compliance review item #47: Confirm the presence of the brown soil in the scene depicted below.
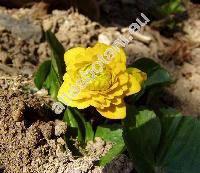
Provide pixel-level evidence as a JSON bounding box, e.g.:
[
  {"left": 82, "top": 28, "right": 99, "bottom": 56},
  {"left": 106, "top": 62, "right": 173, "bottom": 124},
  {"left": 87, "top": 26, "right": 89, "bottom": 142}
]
[
  {"left": 0, "top": 1, "right": 200, "bottom": 172},
  {"left": 0, "top": 77, "right": 115, "bottom": 173}
]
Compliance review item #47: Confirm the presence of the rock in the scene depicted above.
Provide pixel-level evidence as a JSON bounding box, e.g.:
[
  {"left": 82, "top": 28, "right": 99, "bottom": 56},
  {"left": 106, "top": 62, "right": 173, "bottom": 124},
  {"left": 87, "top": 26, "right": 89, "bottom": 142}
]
[
  {"left": 35, "top": 89, "right": 48, "bottom": 97},
  {"left": 86, "top": 137, "right": 112, "bottom": 159},
  {"left": 0, "top": 165, "right": 5, "bottom": 173},
  {"left": 0, "top": 13, "right": 42, "bottom": 43},
  {"left": 98, "top": 34, "right": 111, "bottom": 45}
]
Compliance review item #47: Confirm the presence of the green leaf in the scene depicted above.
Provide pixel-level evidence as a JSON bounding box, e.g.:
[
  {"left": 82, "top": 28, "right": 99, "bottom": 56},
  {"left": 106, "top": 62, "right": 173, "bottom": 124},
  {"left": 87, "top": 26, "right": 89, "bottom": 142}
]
[
  {"left": 43, "top": 66, "right": 61, "bottom": 99},
  {"left": 73, "top": 109, "right": 94, "bottom": 142},
  {"left": 34, "top": 31, "right": 66, "bottom": 100},
  {"left": 63, "top": 107, "right": 84, "bottom": 145},
  {"left": 84, "top": 121, "right": 94, "bottom": 142},
  {"left": 34, "top": 60, "right": 51, "bottom": 89},
  {"left": 155, "top": 0, "right": 185, "bottom": 16},
  {"left": 145, "top": 68, "right": 171, "bottom": 88},
  {"left": 95, "top": 124, "right": 125, "bottom": 166},
  {"left": 123, "top": 108, "right": 161, "bottom": 173},
  {"left": 45, "top": 30, "right": 65, "bottom": 82},
  {"left": 63, "top": 107, "right": 94, "bottom": 145},
  {"left": 131, "top": 58, "right": 172, "bottom": 88},
  {"left": 156, "top": 109, "right": 200, "bottom": 173},
  {"left": 130, "top": 58, "right": 161, "bottom": 75},
  {"left": 159, "top": 107, "right": 182, "bottom": 117},
  {"left": 128, "top": 58, "right": 172, "bottom": 102},
  {"left": 159, "top": 0, "right": 185, "bottom": 15},
  {"left": 147, "top": 0, "right": 185, "bottom": 29},
  {"left": 123, "top": 107, "right": 200, "bottom": 173}
]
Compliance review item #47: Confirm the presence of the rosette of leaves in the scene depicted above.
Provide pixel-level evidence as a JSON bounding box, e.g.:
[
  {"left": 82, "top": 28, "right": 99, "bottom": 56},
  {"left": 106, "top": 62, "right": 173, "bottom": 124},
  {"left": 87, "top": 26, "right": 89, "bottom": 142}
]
[
  {"left": 123, "top": 58, "right": 200, "bottom": 173},
  {"left": 34, "top": 31, "right": 200, "bottom": 172}
]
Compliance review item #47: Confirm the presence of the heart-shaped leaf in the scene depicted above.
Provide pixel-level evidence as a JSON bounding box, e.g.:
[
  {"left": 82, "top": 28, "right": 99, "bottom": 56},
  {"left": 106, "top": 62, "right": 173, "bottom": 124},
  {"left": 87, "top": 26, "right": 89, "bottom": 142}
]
[
  {"left": 123, "top": 107, "right": 200, "bottom": 173},
  {"left": 156, "top": 109, "right": 200, "bottom": 173},
  {"left": 123, "top": 107, "right": 161, "bottom": 173}
]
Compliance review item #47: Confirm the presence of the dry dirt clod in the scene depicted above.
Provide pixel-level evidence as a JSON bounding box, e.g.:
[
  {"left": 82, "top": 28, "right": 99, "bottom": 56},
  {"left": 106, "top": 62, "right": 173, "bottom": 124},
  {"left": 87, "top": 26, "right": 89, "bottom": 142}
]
[
  {"left": 57, "top": 137, "right": 66, "bottom": 145},
  {"left": 0, "top": 51, "right": 8, "bottom": 64},
  {"left": 86, "top": 137, "right": 113, "bottom": 159},
  {"left": 39, "top": 121, "right": 54, "bottom": 140},
  {"left": 54, "top": 119, "right": 67, "bottom": 137},
  {"left": 11, "top": 100, "right": 25, "bottom": 122},
  {"left": 25, "top": 122, "right": 44, "bottom": 148}
]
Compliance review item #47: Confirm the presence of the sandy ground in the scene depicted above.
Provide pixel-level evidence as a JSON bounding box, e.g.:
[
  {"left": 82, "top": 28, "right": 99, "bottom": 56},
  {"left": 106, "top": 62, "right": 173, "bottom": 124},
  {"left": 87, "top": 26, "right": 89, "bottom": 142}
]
[{"left": 0, "top": 1, "right": 200, "bottom": 172}]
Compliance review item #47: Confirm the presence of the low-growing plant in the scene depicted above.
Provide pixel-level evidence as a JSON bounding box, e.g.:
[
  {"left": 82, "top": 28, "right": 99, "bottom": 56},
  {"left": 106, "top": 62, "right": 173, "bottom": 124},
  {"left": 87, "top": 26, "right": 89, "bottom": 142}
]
[
  {"left": 148, "top": 0, "right": 187, "bottom": 30},
  {"left": 34, "top": 31, "right": 200, "bottom": 172}
]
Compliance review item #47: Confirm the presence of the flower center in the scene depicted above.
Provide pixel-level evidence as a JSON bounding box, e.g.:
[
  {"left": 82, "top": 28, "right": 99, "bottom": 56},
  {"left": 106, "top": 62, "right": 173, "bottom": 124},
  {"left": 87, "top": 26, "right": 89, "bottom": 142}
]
[
  {"left": 80, "top": 64, "right": 112, "bottom": 91},
  {"left": 88, "top": 70, "right": 112, "bottom": 91}
]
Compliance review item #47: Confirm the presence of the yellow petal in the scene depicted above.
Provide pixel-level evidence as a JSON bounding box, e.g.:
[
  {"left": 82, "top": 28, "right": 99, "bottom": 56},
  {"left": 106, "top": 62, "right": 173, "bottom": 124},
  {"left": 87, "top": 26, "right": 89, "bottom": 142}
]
[
  {"left": 58, "top": 92, "right": 91, "bottom": 109},
  {"left": 58, "top": 44, "right": 146, "bottom": 118},
  {"left": 125, "top": 68, "right": 147, "bottom": 96},
  {"left": 126, "top": 75, "right": 141, "bottom": 96},
  {"left": 88, "top": 42, "right": 110, "bottom": 55},
  {"left": 64, "top": 47, "right": 86, "bottom": 65},
  {"left": 58, "top": 73, "right": 92, "bottom": 108},
  {"left": 126, "top": 68, "right": 147, "bottom": 85},
  {"left": 118, "top": 72, "right": 129, "bottom": 85},
  {"left": 96, "top": 102, "right": 126, "bottom": 119},
  {"left": 111, "top": 96, "right": 123, "bottom": 105},
  {"left": 107, "top": 49, "right": 127, "bottom": 77},
  {"left": 91, "top": 43, "right": 127, "bottom": 77},
  {"left": 64, "top": 47, "right": 95, "bottom": 73}
]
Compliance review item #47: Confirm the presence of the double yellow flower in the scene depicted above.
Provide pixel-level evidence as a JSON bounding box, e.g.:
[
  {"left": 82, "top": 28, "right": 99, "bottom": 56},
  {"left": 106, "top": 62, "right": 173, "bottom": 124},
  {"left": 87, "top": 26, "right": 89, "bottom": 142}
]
[{"left": 58, "top": 43, "right": 147, "bottom": 119}]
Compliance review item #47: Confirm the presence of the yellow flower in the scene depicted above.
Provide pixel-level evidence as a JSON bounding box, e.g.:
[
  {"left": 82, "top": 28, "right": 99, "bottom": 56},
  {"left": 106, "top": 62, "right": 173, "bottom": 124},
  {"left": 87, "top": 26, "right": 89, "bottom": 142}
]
[{"left": 58, "top": 43, "right": 147, "bottom": 119}]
